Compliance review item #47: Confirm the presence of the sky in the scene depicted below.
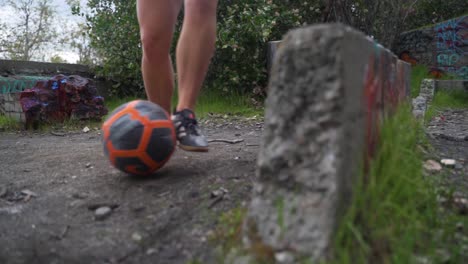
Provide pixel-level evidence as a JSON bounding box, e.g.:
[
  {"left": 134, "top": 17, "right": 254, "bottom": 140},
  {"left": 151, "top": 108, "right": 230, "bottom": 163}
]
[{"left": 0, "top": 0, "right": 88, "bottom": 63}]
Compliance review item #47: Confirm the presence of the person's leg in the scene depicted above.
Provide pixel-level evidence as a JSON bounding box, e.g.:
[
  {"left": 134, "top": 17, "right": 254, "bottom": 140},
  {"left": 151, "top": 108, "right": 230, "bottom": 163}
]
[
  {"left": 137, "top": 0, "right": 183, "bottom": 113},
  {"left": 175, "top": 0, "right": 218, "bottom": 112}
]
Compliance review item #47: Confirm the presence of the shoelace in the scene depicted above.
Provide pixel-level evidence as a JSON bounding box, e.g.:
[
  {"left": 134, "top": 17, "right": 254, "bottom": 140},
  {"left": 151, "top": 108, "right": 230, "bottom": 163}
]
[{"left": 180, "top": 116, "right": 200, "bottom": 136}]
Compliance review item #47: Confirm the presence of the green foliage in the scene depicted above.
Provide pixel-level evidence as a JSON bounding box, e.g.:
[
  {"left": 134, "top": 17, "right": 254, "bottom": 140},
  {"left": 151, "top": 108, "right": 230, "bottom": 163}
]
[
  {"left": 333, "top": 103, "right": 464, "bottom": 263},
  {"left": 425, "top": 90, "right": 468, "bottom": 123},
  {"left": 0, "top": 115, "right": 20, "bottom": 130},
  {"left": 85, "top": 0, "right": 142, "bottom": 97},
  {"left": 80, "top": 0, "right": 323, "bottom": 96},
  {"left": 210, "top": 0, "right": 323, "bottom": 93},
  {"left": 0, "top": 0, "right": 57, "bottom": 61},
  {"left": 49, "top": 54, "right": 68, "bottom": 63},
  {"left": 404, "top": 0, "right": 468, "bottom": 31},
  {"left": 410, "top": 65, "right": 432, "bottom": 98}
]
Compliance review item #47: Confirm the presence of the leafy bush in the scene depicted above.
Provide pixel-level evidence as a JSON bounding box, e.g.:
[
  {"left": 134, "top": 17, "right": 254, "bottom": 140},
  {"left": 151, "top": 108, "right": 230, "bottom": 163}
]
[
  {"left": 84, "top": 0, "right": 143, "bottom": 97},
  {"left": 78, "top": 0, "right": 322, "bottom": 97},
  {"left": 209, "top": 0, "right": 323, "bottom": 94}
]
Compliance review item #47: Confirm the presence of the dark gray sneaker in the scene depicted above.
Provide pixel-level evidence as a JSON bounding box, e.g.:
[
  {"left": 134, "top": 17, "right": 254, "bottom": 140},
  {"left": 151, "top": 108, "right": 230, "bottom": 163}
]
[{"left": 171, "top": 109, "right": 209, "bottom": 152}]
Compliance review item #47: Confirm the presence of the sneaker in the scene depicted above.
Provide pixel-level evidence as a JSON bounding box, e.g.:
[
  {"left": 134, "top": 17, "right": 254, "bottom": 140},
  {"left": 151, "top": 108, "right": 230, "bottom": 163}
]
[{"left": 172, "top": 109, "right": 209, "bottom": 152}]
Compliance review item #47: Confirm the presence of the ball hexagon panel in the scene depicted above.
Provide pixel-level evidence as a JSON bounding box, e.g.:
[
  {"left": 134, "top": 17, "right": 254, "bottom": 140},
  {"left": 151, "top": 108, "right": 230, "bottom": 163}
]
[
  {"left": 108, "top": 114, "right": 144, "bottom": 150},
  {"left": 114, "top": 156, "right": 150, "bottom": 175},
  {"left": 145, "top": 128, "right": 175, "bottom": 163},
  {"left": 134, "top": 100, "right": 169, "bottom": 121}
]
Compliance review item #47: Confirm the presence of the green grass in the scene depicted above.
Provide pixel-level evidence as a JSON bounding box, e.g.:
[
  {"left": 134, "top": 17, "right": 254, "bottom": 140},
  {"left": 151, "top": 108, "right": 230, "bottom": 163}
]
[
  {"left": 332, "top": 103, "right": 465, "bottom": 263},
  {"left": 425, "top": 90, "right": 468, "bottom": 123},
  {"left": 104, "top": 88, "right": 263, "bottom": 119},
  {"left": 410, "top": 65, "right": 432, "bottom": 98},
  {"left": 0, "top": 114, "right": 21, "bottom": 130},
  {"left": 410, "top": 64, "right": 459, "bottom": 98},
  {"left": 210, "top": 103, "right": 466, "bottom": 263},
  {"left": 0, "top": 87, "right": 262, "bottom": 132}
]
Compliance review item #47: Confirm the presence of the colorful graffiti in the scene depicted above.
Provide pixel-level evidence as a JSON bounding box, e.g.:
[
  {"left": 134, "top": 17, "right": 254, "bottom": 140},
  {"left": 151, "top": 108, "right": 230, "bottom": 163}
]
[
  {"left": 363, "top": 45, "right": 411, "bottom": 170},
  {"left": 434, "top": 16, "right": 467, "bottom": 79},
  {"left": 0, "top": 76, "right": 46, "bottom": 94},
  {"left": 396, "top": 15, "right": 467, "bottom": 80}
]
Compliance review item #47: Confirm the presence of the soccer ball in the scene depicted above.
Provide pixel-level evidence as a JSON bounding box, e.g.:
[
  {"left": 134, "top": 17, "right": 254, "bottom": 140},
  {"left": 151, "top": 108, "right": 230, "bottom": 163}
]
[{"left": 102, "top": 100, "right": 176, "bottom": 176}]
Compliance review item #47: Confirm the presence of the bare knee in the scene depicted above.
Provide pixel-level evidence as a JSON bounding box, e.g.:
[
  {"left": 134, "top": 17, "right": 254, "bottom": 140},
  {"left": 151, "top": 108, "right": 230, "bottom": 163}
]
[
  {"left": 140, "top": 30, "right": 172, "bottom": 62},
  {"left": 184, "top": 0, "right": 217, "bottom": 21}
]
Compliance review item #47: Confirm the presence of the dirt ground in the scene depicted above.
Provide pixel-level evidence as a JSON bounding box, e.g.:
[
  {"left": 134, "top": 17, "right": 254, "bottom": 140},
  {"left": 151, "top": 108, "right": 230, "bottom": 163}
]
[
  {"left": 426, "top": 109, "right": 468, "bottom": 194},
  {"left": 0, "top": 116, "right": 263, "bottom": 264},
  {"left": 1, "top": 108, "right": 467, "bottom": 264}
]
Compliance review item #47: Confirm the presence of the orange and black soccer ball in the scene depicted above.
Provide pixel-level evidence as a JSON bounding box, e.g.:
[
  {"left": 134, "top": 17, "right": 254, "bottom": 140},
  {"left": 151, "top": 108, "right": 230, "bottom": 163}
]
[{"left": 102, "top": 100, "right": 176, "bottom": 176}]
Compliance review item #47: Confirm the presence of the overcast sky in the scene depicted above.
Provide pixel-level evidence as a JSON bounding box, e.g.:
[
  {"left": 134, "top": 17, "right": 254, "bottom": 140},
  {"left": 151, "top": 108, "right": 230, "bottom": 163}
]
[{"left": 0, "top": 0, "right": 88, "bottom": 63}]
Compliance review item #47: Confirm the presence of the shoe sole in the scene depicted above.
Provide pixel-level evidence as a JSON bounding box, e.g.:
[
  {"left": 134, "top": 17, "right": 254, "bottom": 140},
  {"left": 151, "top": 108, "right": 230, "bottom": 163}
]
[{"left": 178, "top": 144, "right": 209, "bottom": 152}]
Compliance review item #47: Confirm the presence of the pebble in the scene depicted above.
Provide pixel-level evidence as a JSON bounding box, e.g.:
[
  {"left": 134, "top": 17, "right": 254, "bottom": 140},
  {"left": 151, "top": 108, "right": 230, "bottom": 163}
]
[
  {"left": 94, "top": 206, "right": 112, "bottom": 220},
  {"left": 423, "top": 160, "right": 442, "bottom": 172},
  {"left": 440, "top": 159, "right": 456, "bottom": 167},
  {"left": 82, "top": 126, "right": 90, "bottom": 133},
  {"left": 275, "top": 252, "right": 294, "bottom": 264},
  {"left": 454, "top": 163, "right": 463, "bottom": 170},
  {"left": 85, "top": 163, "right": 92, "bottom": 168},
  {"left": 211, "top": 187, "right": 228, "bottom": 198},
  {"left": 146, "top": 248, "right": 157, "bottom": 255},
  {"left": 132, "top": 232, "right": 142, "bottom": 242}
]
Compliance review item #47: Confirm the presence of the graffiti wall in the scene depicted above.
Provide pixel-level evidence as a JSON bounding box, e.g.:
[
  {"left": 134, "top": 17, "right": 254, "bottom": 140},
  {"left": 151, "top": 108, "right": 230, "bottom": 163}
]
[
  {"left": 396, "top": 15, "right": 467, "bottom": 79},
  {"left": 364, "top": 44, "right": 411, "bottom": 166},
  {"left": 0, "top": 76, "right": 47, "bottom": 121}
]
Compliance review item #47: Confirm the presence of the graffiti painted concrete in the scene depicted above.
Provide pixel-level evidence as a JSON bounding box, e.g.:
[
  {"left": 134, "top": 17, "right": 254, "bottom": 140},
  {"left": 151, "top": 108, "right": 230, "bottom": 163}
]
[
  {"left": 245, "top": 24, "right": 411, "bottom": 262},
  {"left": 0, "top": 76, "right": 46, "bottom": 94},
  {"left": 396, "top": 15, "right": 467, "bottom": 79},
  {"left": 0, "top": 76, "right": 47, "bottom": 122}
]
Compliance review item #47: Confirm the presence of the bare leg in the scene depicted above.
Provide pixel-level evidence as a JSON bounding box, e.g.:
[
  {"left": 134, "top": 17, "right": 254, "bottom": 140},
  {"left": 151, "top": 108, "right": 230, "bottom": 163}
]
[
  {"left": 137, "top": 0, "right": 183, "bottom": 113},
  {"left": 176, "top": 0, "right": 218, "bottom": 112}
]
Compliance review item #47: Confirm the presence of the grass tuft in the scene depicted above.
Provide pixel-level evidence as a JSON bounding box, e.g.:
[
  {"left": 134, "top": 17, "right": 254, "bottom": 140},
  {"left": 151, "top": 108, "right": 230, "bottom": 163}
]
[
  {"left": 0, "top": 114, "right": 21, "bottom": 131},
  {"left": 333, "top": 103, "right": 465, "bottom": 263},
  {"left": 425, "top": 90, "right": 468, "bottom": 123}
]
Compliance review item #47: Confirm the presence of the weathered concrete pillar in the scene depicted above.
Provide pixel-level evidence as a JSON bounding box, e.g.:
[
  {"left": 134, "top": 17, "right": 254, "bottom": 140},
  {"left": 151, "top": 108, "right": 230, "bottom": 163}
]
[
  {"left": 267, "top": 41, "right": 283, "bottom": 76},
  {"left": 244, "top": 24, "right": 410, "bottom": 262}
]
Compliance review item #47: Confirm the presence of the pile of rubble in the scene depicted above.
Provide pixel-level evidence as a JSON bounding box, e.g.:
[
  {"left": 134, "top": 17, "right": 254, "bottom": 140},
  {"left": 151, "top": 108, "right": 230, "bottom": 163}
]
[{"left": 19, "top": 75, "right": 108, "bottom": 127}]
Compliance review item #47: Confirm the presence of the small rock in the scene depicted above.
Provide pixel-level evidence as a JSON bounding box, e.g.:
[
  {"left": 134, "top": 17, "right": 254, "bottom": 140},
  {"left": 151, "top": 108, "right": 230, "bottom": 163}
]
[
  {"left": 275, "top": 252, "right": 294, "bottom": 264},
  {"left": 94, "top": 206, "right": 112, "bottom": 220},
  {"left": 21, "top": 190, "right": 38, "bottom": 197},
  {"left": 132, "top": 232, "right": 142, "bottom": 242},
  {"left": 85, "top": 163, "right": 92, "bottom": 168},
  {"left": 423, "top": 160, "right": 442, "bottom": 172},
  {"left": 211, "top": 190, "right": 223, "bottom": 198},
  {"left": 453, "top": 197, "right": 467, "bottom": 215},
  {"left": 234, "top": 156, "right": 240, "bottom": 160},
  {"left": 435, "top": 249, "right": 451, "bottom": 263},
  {"left": 454, "top": 163, "right": 463, "bottom": 170},
  {"left": 146, "top": 248, "right": 156, "bottom": 255},
  {"left": 211, "top": 187, "right": 229, "bottom": 198},
  {"left": 0, "top": 185, "right": 7, "bottom": 198},
  {"left": 82, "top": 126, "right": 90, "bottom": 133},
  {"left": 455, "top": 222, "right": 463, "bottom": 231},
  {"left": 441, "top": 159, "right": 456, "bottom": 167}
]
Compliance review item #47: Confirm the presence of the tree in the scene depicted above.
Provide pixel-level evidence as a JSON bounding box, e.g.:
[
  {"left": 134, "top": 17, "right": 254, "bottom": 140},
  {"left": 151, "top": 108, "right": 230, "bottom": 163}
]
[
  {"left": 0, "top": 0, "right": 57, "bottom": 61},
  {"left": 49, "top": 54, "right": 67, "bottom": 63},
  {"left": 322, "top": 0, "right": 421, "bottom": 49}
]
